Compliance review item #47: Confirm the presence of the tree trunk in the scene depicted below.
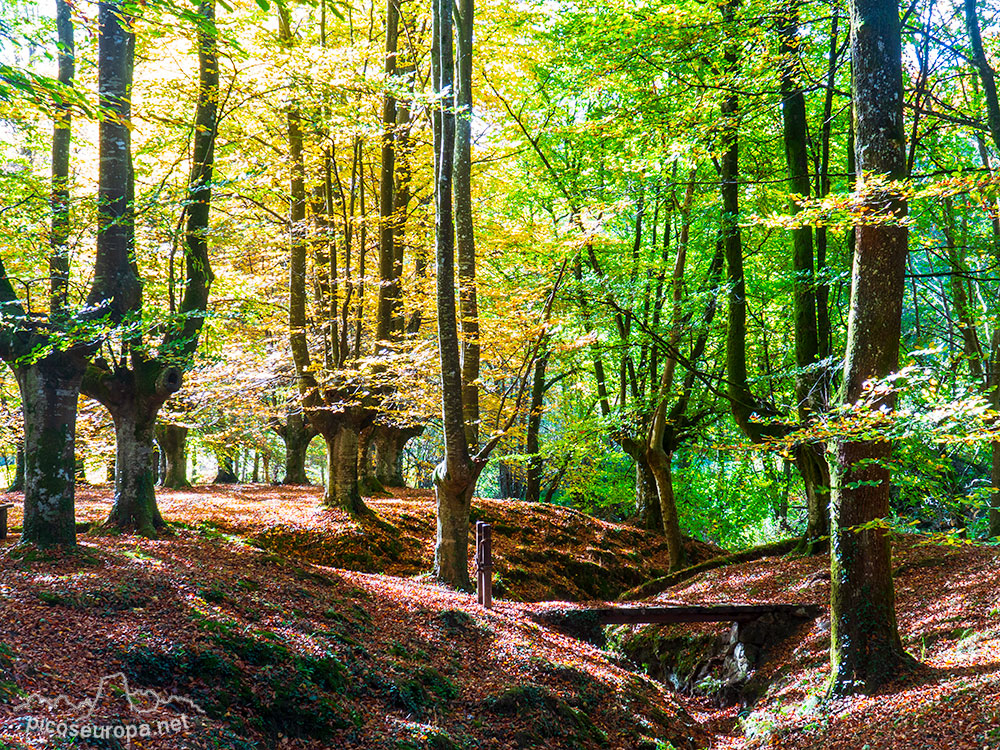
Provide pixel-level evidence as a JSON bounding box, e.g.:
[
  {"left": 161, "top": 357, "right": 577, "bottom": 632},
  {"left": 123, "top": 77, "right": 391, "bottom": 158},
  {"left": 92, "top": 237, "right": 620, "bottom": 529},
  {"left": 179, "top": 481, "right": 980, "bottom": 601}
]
[
  {"left": 373, "top": 425, "right": 421, "bottom": 487},
  {"left": 358, "top": 426, "right": 382, "bottom": 495},
  {"left": 214, "top": 452, "right": 238, "bottom": 484},
  {"left": 376, "top": 0, "right": 400, "bottom": 342},
  {"left": 779, "top": 0, "right": 830, "bottom": 549},
  {"left": 433, "top": 460, "right": 476, "bottom": 589},
  {"left": 964, "top": 0, "right": 1000, "bottom": 537},
  {"left": 108, "top": 403, "right": 166, "bottom": 535},
  {"left": 8, "top": 444, "right": 25, "bottom": 493},
  {"left": 828, "top": 0, "right": 914, "bottom": 697},
  {"left": 432, "top": 0, "right": 477, "bottom": 590},
  {"left": 50, "top": 0, "right": 73, "bottom": 315},
  {"left": 156, "top": 424, "right": 190, "bottom": 488},
  {"left": 282, "top": 410, "right": 313, "bottom": 484},
  {"left": 455, "top": 0, "right": 480, "bottom": 450},
  {"left": 524, "top": 351, "right": 547, "bottom": 503},
  {"left": 647, "top": 448, "right": 685, "bottom": 569},
  {"left": 16, "top": 354, "right": 87, "bottom": 547},
  {"left": 498, "top": 459, "right": 524, "bottom": 500},
  {"left": 324, "top": 427, "right": 368, "bottom": 514},
  {"left": 636, "top": 457, "right": 662, "bottom": 531}
]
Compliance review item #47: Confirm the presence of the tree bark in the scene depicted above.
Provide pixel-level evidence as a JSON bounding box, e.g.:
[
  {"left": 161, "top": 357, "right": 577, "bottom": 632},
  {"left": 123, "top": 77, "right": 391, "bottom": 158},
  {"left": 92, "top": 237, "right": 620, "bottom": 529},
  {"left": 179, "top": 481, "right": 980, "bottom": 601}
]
[
  {"left": 376, "top": 0, "right": 400, "bottom": 342},
  {"left": 280, "top": 409, "right": 314, "bottom": 485},
  {"left": 636, "top": 457, "right": 662, "bottom": 531},
  {"left": 16, "top": 355, "right": 87, "bottom": 547},
  {"left": 524, "top": 352, "right": 548, "bottom": 503},
  {"left": 108, "top": 404, "right": 165, "bottom": 535},
  {"left": 454, "top": 0, "right": 480, "bottom": 449},
  {"left": 156, "top": 424, "right": 190, "bottom": 488},
  {"left": 828, "top": 0, "right": 914, "bottom": 696},
  {"left": 50, "top": 0, "right": 73, "bottom": 317},
  {"left": 88, "top": 1, "right": 141, "bottom": 322},
  {"left": 432, "top": 0, "right": 477, "bottom": 590},
  {"left": 964, "top": 0, "right": 1000, "bottom": 537},
  {"left": 779, "top": 0, "right": 831, "bottom": 550},
  {"left": 84, "top": 363, "right": 181, "bottom": 531},
  {"left": 373, "top": 424, "right": 421, "bottom": 487},
  {"left": 325, "top": 427, "right": 368, "bottom": 513}
]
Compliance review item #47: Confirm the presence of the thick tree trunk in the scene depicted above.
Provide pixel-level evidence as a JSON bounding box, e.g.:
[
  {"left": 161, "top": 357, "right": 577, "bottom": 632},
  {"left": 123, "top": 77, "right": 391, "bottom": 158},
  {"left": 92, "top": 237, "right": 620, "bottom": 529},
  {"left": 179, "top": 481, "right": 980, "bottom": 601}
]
[
  {"left": 828, "top": 0, "right": 914, "bottom": 696},
  {"left": 108, "top": 404, "right": 166, "bottom": 535},
  {"left": 373, "top": 425, "right": 421, "bottom": 487},
  {"left": 433, "top": 460, "right": 476, "bottom": 589},
  {"left": 156, "top": 424, "right": 189, "bottom": 488},
  {"left": 214, "top": 453, "right": 238, "bottom": 483},
  {"left": 324, "top": 427, "right": 368, "bottom": 514},
  {"left": 358, "top": 426, "right": 382, "bottom": 495},
  {"left": 282, "top": 410, "right": 313, "bottom": 485},
  {"left": 16, "top": 355, "right": 87, "bottom": 547}
]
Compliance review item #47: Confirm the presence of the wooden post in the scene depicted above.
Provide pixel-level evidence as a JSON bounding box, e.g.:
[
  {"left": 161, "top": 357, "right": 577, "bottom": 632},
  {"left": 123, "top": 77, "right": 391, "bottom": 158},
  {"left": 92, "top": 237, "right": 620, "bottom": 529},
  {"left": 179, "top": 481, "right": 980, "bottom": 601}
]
[{"left": 475, "top": 521, "right": 492, "bottom": 608}]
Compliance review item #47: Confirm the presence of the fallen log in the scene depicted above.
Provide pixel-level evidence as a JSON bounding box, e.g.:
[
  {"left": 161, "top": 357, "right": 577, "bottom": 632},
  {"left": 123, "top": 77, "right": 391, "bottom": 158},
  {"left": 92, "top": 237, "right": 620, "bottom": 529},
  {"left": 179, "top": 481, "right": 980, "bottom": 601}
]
[{"left": 532, "top": 602, "right": 822, "bottom": 645}]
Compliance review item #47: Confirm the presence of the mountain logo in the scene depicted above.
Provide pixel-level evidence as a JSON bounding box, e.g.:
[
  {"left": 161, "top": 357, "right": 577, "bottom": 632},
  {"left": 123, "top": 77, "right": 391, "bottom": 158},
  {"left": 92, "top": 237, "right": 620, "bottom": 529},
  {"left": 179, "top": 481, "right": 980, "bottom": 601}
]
[{"left": 14, "top": 672, "right": 203, "bottom": 746}]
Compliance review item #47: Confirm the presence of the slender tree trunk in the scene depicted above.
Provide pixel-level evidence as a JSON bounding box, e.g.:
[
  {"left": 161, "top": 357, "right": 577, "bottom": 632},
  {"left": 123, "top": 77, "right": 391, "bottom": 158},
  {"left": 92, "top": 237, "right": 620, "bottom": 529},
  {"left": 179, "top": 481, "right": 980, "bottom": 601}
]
[
  {"left": 454, "top": 0, "right": 480, "bottom": 448},
  {"left": 50, "top": 0, "right": 73, "bottom": 316},
  {"left": 964, "top": 0, "right": 1000, "bottom": 537},
  {"left": 16, "top": 356, "right": 86, "bottom": 547},
  {"left": 9, "top": 444, "right": 25, "bottom": 493},
  {"left": 779, "top": 0, "right": 830, "bottom": 550},
  {"left": 524, "top": 352, "right": 548, "bottom": 503},
  {"left": 377, "top": 0, "right": 400, "bottom": 342},
  {"left": 432, "top": 0, "right": 476, "bottom": 590},
  {"left": 828, "top": 0, "right": 914, "bottom": 696},
  {"left": 156, "top": 424, "right": 190, "bottom": 488},
  {"left": 88, "top": 1, "right": 141, "bottom": 321}
]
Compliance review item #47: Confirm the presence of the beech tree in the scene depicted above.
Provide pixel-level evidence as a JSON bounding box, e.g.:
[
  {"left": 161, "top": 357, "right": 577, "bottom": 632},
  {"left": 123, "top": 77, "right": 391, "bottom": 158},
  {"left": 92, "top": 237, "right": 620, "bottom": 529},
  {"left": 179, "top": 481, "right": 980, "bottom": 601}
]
[
  {"left": 0, "top": 0, "right": 141, "bottom": 547},
  {"left": 827, "top": 0, "right": 915, "bottom": 695},
  {"left": 82, "top": 0, "right": 218, "bottom": 535}
]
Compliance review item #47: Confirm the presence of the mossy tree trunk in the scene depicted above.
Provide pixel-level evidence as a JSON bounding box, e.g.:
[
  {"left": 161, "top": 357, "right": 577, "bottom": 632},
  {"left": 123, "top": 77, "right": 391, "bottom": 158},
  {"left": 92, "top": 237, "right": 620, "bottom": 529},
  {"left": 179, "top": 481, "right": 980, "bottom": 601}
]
[
  {"left": 373, "top": 425, "right": 422, "bottom": 487},
  {"left": 324, "top": 425, "right": 369, "bottom": 513},
  {"left": 828, "top": 0, "right": 914, "bottom": 697},
  {"left": 83, "top": 362, "right": 181, "bottom": 534},
  {"left": 279, "top": 409, "right": 315, "bottom": 485},
  {"left": 16, "top": 355, "right": 87, "bottom": 547},
  {"left": 156, "top": 424, "right": 189, "bottom": 488}
]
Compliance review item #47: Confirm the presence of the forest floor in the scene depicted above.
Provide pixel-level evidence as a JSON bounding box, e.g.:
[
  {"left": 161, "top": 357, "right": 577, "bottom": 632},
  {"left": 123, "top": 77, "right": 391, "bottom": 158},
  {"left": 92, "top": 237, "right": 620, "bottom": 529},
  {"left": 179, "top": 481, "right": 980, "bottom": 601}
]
[{"left": 0, "top": 484, "right": 994, "bottom": 749}]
